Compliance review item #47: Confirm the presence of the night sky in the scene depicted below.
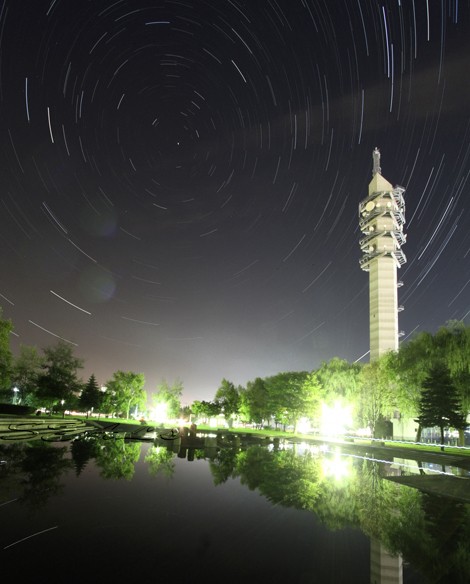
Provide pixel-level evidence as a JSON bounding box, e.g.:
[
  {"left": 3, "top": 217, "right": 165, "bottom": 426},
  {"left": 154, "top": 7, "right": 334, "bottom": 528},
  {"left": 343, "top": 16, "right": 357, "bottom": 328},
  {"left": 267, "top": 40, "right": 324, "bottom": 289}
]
[{"left": 1, "top": 1, "right": 469, "bottom": 403}]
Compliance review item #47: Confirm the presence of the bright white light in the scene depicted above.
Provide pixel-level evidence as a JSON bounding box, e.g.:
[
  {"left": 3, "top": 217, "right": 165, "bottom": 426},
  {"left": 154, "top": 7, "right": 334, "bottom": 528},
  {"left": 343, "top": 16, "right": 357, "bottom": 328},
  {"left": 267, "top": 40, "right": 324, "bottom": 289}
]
[
  {"left": 296, "top": 417, "right": 311, "bottom": 434},
  {"left": 322, "top": 452, "right": 352, "bottom": 481},
  {"left": 320, "top": 401, "right": 352, "bottom": 436},
  {"left": 151, "top": 402, "right": 168, "bottom": 422}
]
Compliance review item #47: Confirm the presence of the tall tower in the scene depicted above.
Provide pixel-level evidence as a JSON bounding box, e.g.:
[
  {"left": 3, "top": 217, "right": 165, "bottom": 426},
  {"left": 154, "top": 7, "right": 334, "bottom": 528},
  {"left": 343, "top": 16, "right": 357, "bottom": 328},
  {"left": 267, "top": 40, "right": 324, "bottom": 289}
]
[{"left": 359, "top": 148, "right": 406, "bottom": 360}]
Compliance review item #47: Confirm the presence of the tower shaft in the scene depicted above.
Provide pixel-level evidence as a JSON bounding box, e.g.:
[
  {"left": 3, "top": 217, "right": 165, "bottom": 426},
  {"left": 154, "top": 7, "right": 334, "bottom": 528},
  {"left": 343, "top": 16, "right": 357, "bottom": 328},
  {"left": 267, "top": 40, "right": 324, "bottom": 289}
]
[{"left": 359, "top": 149, "right": 406, "bottom": 360}]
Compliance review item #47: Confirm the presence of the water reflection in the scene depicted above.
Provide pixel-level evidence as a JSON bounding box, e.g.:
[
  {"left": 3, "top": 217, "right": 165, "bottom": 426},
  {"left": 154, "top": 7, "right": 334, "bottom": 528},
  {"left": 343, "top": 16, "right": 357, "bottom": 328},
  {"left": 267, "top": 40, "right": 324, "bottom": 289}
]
[{"left": 1, "top": 431, "right": 469, "bottom": 583}]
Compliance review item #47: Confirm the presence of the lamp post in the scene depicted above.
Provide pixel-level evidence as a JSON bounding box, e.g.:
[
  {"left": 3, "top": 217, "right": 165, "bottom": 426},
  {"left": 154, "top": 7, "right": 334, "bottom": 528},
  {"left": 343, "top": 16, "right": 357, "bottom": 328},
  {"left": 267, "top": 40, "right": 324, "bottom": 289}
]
[
  {"left": 61, "top": 399, "right": 65, "bottom": 418},
  {"left": 12, "top": 386, "right": 19, "bottom": 405}
]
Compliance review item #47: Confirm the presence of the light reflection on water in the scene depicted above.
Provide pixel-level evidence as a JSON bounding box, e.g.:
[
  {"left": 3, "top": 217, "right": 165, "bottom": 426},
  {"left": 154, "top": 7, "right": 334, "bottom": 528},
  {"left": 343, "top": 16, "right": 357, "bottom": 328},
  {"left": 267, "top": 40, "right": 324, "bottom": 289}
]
[{"left": 1, "top": 434, "right": 469, "bottom": 583}]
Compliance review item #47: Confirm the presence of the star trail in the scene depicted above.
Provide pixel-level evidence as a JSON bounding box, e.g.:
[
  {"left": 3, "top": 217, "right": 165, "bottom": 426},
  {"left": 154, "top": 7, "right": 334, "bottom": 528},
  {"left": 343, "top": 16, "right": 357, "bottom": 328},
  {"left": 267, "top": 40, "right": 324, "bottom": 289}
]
[{"left": 1, "top": 0, "right": 469, "bottom": 402}]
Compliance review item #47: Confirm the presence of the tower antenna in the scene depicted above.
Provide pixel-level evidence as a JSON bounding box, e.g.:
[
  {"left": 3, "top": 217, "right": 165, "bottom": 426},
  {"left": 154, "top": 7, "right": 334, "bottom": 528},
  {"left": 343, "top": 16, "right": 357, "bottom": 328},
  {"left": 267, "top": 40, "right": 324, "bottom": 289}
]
[{"left": 372, "top": 147, "right": 381, "bottom": 176}]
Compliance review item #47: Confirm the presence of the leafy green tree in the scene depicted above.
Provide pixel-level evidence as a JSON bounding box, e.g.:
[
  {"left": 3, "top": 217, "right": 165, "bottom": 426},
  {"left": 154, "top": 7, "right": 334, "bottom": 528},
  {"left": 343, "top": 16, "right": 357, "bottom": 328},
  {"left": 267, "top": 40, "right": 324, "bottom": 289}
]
[
  {"left": 79, "top": 374, "right": 103, "bottom": 417},
  {"left": 215, "top": 379, "right": 240, "bottom": 428},
  {"left": 95, "top": 437, "right": 141, "bottom": 480},
  {"left": 35, "top": 341, "right": 83, "bottom": 411},
  {"left": 395, "top": 322, "right": 470, "bottom": 426},
  {"left": 191, "top": 399, "right": 220, "bottom": 422},
  {"left": 357, "top": 353, "right": 397, "bottom": 437},
  {"left": 106, "top": 371, "right": 146, "bottom": 419},
  {"left": 264, "top": 371, "right": 310, "bottom": 431},
  {"left": 301, "top": 371, "right": 327, "bottom": 428},
  {"left": 152, "top": 378, "right": 183, "bottom": 420},
  {"left": 11, "top": 345, "right": 44, "bottom": 406},
  {"left": 314, "top": 357, "right": 362, "bottom": 404},
  {"left": 240, "top": 378, "right": 270, "bottom": 426},
  {"left": 145, "top": 445, "right": 176, "bottom": 478},
  {"left": 0, "top": 307, "right": 13, "bottom": 396},
  {"left": 416, "top": 363, "right": 467, "bottom": 448}
]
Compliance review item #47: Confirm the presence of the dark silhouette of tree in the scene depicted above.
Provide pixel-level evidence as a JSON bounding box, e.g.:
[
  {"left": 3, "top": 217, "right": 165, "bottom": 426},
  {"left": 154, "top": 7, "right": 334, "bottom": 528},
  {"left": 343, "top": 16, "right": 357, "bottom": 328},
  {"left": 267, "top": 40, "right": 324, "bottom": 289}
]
[
  {"left": 71, "top": 436, "right": 100, "bottom": 476},
  {"left": 11, "top": 344, "right": 44, "bottom": 406},
  {"left": 79, "top": 374, "right": 103, "bottom": 417},
  {"left": 416, "top": 363, "right": 467, "bottom": 449},
  {"left": 35, "top": 340, "right": 83, "bottom": 411}
]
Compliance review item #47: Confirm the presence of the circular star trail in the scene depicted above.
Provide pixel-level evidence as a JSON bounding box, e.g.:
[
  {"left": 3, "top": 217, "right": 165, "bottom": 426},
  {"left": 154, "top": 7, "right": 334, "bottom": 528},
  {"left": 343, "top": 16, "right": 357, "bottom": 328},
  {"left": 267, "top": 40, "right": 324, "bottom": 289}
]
[{"left": 1, "top": 0, "right": 469, "bottom": 400}]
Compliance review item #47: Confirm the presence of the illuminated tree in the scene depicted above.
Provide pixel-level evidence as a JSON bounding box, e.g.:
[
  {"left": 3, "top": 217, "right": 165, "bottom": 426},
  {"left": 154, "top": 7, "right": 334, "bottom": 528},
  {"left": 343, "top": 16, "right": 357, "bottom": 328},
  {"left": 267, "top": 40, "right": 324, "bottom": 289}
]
[
  {"left": 106, "top": 370, "right": 146, "bottom": 419},
  {"left": 356, "top": 353, "right": 396, "bottom": 437},
  {"left": 0, "top": 307, "right": 13, "bottom": 396},
  {"left": 215, "top": 378, "right": 240, "bottom": 428},
  {"left": 416, "top": 363, "right": 466, "bottom": 449},
  {"left": 314, "top": 357, "right": 362, "bottom": 404},
  {"left": 152, "top": 378, "right": 183, "bottom": 420},
  {"left": 191, "top": 399, "right": 220, "bottom": 423},
  {"left": 240, "top": 378, "right": 270, "bottom": 427},
  {"left": 95, "top": 437, "right": 141, "bottom": 480},
  {"left": 264, "top": 371, "right": 310, "bottom": 431}
]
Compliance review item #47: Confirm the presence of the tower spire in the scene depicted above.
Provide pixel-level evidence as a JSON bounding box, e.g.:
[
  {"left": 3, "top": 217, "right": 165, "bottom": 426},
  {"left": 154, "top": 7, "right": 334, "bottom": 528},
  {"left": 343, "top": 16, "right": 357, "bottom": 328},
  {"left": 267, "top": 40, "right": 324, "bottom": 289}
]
[{"left": 372, "top": 147, "right": 381, "bottom": 176}]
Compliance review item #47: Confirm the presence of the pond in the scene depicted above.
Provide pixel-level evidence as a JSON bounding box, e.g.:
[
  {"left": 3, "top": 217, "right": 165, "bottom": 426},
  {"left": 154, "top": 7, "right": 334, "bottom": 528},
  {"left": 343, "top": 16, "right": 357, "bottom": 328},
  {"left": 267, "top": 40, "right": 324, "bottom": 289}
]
[{"left": 1, "top": 422, "right": 469, "bottom": 583}]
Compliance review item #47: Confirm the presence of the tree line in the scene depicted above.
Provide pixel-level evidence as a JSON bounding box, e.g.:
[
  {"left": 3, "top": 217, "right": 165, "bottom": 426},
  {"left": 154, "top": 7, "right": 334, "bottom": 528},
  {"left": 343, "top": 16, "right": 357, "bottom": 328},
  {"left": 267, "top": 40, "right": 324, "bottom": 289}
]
[
  {"left": 1, "top": 306, "right": 469, "bottom": 442},
  {"left": 192, "top": 320, "right": 470, "bottom": 443}
]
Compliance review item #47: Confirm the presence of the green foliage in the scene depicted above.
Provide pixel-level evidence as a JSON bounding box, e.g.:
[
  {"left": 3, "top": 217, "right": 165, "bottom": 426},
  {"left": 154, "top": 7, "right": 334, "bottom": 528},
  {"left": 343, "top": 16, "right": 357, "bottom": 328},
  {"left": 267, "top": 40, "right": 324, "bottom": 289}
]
[
  {"left": 11, "top": 345, "right": 44, "bottom": 406},
  {"left": 240, "top": 377, "right": 269, "bottom": 426},
  {"left": 79, "top": 374, "right": 103, "bottom": 416},
  {"left": 191, "top": 399, "right": 220, "bottom": 421},
  {"left": 152, "top": 378, "right": 183, "bottom": 420},
  {"left": 35, "top": 340, "right": 83, "bottom": 410},
  {"left": 314, "top": 357, "right": 362, "bottom": 403},
  {"left": 0, "top": 307, "right": 13, "bottom": 393},
  {"left": 416, "top": 363, "right": 467, "bottom": 446},
  {"left": 95, "top": 437, "right": 141, "bottom": 480},
  {"left": 356, "top": 353, "right": 397, "bottom": 436},
  {"left": 105, "top": 370, "right": 146, "bottom": 419},
  {"left": 264, "top": 371, "right": 310, "bottom": 430},
  {"left": 215, "top": 378, "right": 240, "bottom": 427},
  {"left": 397, "top": 322, "right": 470, "bottom": 417},
  {"left": 145, "top": 445, "right": 176, "bottom": 478}
]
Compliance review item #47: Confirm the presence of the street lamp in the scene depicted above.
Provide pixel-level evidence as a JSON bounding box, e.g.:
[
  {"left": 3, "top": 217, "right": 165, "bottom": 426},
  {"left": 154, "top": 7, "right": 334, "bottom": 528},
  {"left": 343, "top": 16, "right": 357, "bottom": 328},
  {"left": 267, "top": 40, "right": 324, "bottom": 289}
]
[
  {"left": 61, "top": 399, "right": 65, "bottom": 418},
  {"left": 12, "top": 386, "right": 19, "bottom": 405}
]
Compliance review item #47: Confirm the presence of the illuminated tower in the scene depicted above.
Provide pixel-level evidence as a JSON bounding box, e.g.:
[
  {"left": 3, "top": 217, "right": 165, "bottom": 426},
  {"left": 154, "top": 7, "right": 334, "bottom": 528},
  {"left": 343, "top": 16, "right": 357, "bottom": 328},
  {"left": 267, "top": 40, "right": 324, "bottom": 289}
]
[{"left": 359, "top": 148, "right": 406, "bottom": 360}]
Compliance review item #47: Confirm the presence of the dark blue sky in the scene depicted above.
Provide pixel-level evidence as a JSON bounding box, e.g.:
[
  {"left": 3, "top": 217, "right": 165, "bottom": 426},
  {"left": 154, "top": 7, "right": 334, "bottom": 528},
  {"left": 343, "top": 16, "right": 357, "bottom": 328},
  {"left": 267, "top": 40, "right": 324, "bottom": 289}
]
[{"left": 1, "top": 0, "right": 469, "bottom": 403}]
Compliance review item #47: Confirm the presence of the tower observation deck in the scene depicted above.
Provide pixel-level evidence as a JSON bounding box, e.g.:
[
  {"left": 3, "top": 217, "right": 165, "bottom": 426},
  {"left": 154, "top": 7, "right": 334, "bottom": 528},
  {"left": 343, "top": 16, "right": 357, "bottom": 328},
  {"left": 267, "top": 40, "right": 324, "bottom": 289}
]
[{"left": 359, "top": 148, "right": 407, "bottom": 360}]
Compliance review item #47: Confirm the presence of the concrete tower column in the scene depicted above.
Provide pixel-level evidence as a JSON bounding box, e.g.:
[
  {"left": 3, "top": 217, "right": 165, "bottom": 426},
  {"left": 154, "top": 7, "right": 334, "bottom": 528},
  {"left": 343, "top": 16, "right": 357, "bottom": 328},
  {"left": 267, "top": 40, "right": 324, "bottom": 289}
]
[{"left": 359, "top": 148, "right": 407, "bottom": 360}]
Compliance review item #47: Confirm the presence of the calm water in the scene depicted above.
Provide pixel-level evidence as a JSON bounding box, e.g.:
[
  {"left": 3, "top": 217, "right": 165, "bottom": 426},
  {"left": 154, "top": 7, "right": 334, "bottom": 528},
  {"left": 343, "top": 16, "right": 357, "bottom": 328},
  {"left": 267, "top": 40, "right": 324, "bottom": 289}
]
[{"left": 1, "top": 430, "right": 469, "bottom": 583}]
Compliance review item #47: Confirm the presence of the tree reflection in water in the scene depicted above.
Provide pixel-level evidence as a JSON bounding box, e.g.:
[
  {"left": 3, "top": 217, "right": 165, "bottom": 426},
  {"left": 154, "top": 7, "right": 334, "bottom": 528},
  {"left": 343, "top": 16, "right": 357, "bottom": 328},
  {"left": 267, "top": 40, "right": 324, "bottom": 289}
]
[{"left": 2, "top": 434, "right": 469, "bottom": 582}]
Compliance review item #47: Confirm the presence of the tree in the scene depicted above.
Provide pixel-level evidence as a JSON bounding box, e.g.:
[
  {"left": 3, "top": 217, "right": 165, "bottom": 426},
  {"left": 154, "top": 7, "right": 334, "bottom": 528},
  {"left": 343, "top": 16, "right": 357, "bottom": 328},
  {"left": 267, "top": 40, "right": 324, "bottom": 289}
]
[
  {"left": 356, "top": 353, "right": 397, "bottom": 437},
  {"left": 152, "top": 378, "right": 183, "bottom": 421},
  {"left": 105, "top": 371, "right": 146, "bottom": 419},
  {"left": 215, "top": 379, "right": 240, "bottom": 428},
  {"left": 416, "top": 363, "right": 467, "bottom": 449},
  {"left": 0, "top": 307, "right": 13, "bottom": 397},
  {"left": 79, "top": 374, "right": 103, "bottom": 417},
  {"left": 191, "top": 400, "right": 220, "bottom": 423},
  {"left": 36, "top": 341, "right": 83, "bottom": 411},
  {"left": 301, "top": 371, "right": 327, "bottom": 428},
  {"left": 264, "top": 371, "right": 311, "bottom": 431},
  {"left": 314, "top": 357, "right": 362, "bottom": 405},
  {"left": 240, "top": 378, "right": 270, "bottom": 427},
  {"left": 11, "top": 345, "right": 44, "bottom": 406}
]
